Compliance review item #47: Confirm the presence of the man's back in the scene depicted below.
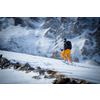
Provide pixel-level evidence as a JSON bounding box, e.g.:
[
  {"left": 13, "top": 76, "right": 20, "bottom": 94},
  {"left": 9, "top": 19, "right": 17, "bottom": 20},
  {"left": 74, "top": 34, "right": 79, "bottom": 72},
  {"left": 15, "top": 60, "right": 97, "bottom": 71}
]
[{"left": 64, "top": 41, "right": 72, "bottom": 50}]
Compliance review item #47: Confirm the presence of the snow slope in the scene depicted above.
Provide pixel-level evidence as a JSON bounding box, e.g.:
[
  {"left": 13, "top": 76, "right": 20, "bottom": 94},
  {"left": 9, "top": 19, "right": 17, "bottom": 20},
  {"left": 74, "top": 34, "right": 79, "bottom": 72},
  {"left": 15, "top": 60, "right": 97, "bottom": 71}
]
[
  {"left": 0, "top": 68, "right": 54, "bottom": 84},
  {"left": 0, "top": 50, "right": 100, "bottom": 84}
]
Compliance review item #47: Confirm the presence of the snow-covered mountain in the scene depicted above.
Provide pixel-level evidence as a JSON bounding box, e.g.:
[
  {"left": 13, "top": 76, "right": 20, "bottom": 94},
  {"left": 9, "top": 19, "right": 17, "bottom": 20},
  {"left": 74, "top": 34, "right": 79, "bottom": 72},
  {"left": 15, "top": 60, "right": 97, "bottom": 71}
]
[{"left": 0, "top": 17, "right": 100, "bottom": 65}]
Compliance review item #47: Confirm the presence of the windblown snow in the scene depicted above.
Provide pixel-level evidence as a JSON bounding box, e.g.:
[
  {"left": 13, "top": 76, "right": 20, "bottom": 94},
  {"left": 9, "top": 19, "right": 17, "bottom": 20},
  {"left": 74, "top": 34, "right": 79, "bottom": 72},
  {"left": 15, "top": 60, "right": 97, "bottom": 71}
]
[{"left": 0, "top": 50, "right": 100, "bottom": 84}]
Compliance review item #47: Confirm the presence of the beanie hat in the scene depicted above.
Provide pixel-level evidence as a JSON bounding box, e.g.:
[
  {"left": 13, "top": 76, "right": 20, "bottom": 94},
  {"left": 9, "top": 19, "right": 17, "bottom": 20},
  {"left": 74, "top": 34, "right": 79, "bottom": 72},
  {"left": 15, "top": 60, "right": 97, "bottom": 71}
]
[{"left": 63, "top": 38, "right": 67, "bottom": 41}]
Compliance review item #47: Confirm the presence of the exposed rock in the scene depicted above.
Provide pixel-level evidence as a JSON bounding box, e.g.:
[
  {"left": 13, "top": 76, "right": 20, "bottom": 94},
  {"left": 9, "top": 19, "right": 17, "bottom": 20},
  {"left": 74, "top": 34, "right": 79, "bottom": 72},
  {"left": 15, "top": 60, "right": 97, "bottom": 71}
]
[
  {"left": 0, "top": 63, "right": 2, "bottom": 68},
  {"left": 8, "top": 64, "right": 13, "bottom": 69},
  {"left": 0, "top": 58, "right": 2, "bottom": 63},
  {"left": 0, "top": 54, "right": 2, "bottom": 58},
  {"left": 83, "top": 81, "right": 91, "bottom": 84},
  {"left": 72, "top": 78, "right": 80, "bottom": 82},
  {"left": 19, "top": 67, "right": 29, "bottom": 71},
  {"left": 28, "top": 67, "right": 35, "bottom": 71},
  {"left": 79, "top": 79, "right": 90, "bottom": 84},
  {"left": 82, "top": 56, "right": 87, "bottom": 60},
  {"left": 3, "top": 63, "right": 10, "bottom": 69},
  {"left": 44, "top": 71, "right": 58, "bottom": 79},
  {"left": 73, "top": 57, "right": 79, "bottom": 62},
  {"left": 33, "top": 69, "right": 39, "bottom": 73},
  {"left": 53, "top": 77, "right": 70, "bottom": 84},
  {"left": 13, "top": 62, "right": 21, "bottom": 69},
  {"left": 1, "top": 58, "right": 10, "bottom": 66},
  {"left": 51, "top": 71, "right": 58, "bottom": 77},
  {"left": 71, "top": 80, "right": 78, "bottom": 84},
  {"left": 19, "top": 63, "right": 31, "bottom": 71},
  {"left": 84, "top": 39, "right": 89, "bottom": 45},
  {"left": 32, "top": 76, "right": 41, "bottom": 79},
  {"left": 36, "top": 66, "right": 41, "bottom": 70},
  {"left": 24, "top": 63, "right": 31, "bottom": 68},
  {"left": 46, "top": 69, "right": 55, "bottom": 74},
  {"left": 39, "top": 70, "right": 45, "bottom": 75},
  {"left": 13, "top": 17, "right": 25, "bottom": 27},
  {"left": 54, "top": 73, "right": 67, "bottom": 78},
  {"left": 48, "top": 75, "right": 55, "bottom": 79},
  {"left": 44, "top": 75, "right": 49, "bottom": 78},
  {"left": 80, "top": 79, "right": 86, "bottom": 84},
  {"left": 81, "top": 47, "right": 90, "bottom": 56},
  {"left": 30, "top": 17, "right": 41, "bottom": 22},
  {"left": 53, "top": 80, "right": 58, "bottom": 84},
  {"left": 46, "top": 71, "right": 60, "bottom": 79}
]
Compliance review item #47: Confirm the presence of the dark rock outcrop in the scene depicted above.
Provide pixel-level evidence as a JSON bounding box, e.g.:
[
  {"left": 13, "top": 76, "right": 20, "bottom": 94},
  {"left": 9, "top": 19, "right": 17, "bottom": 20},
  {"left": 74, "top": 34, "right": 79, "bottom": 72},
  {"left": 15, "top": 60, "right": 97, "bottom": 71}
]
[
  {"left": 19, "top": 63, "right": 31, "bottom": 71},
  {"left": 0, "top": 54, "right": 2, "bottom": 58},
  {"left": 1, "top": 58, "right": 10, "bottom": 66},
  {"left": 13, "top": 62, "right": 21, "bottom": 69},
  {"left": 28, "top": 67, "right": 35, "bottom": 71},
  {"left": 39, "top": 70, "right": 45, "bottom": 75},
  {"left": 46, "top": 69, "right": 56, "bottom": 74},
  {"left": 53, "top": 77, "right": 70, "bottom": 84}
]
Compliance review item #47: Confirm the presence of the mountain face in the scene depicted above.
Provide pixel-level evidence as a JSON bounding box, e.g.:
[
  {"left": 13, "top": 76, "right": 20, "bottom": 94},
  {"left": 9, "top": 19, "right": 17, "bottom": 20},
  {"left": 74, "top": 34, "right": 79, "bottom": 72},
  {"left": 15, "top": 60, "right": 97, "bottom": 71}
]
[{"left": 0, "top": 17, "right": 100, "bottom": 65}]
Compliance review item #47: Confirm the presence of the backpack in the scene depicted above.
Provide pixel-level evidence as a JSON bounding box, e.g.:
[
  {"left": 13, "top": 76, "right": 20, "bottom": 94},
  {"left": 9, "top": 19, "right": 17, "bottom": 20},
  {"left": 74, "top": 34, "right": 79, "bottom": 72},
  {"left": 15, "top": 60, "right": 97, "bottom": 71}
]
[{"left": 67, "top": 41, "right": 72, "bottom": 50}]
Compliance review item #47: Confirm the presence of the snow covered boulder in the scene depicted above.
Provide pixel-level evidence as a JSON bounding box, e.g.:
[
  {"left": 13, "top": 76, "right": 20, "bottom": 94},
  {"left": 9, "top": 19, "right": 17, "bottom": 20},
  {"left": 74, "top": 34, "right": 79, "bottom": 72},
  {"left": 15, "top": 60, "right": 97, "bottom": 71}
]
[
  {"left": 19, "top": 67, "right": 29, "bottom": 71},
  {"left": 13, "top": 62, "right": 21, "bottom": 69},
  {"left": 44, "top": 71, "right": 58, "bottom": 79},
  {"left": 44, "top": 75, "right": 49, "bottom": 78},
  {"left": 34, "top": 66, "right": 45, "bottom": 75},
  {"left": 46, "top": 69, "right": 56, "bottom": 74},
  {"left": 1, "top": 58, "right": 10, "bottom": 66},
  {"left": 50, "top": 71, "right": 58, "bottom": 78},
  {"left": 24, "top": 63, "right": 31, "bottom": 68},
  {"left": 36, "top": 66, "right": 41, "bottom": 70},
  {"left": 19, "top": 63, "right": 31, "bottom": 71},
  {"left": 39, "top": 70, "right": 45, "bottom": 75}
]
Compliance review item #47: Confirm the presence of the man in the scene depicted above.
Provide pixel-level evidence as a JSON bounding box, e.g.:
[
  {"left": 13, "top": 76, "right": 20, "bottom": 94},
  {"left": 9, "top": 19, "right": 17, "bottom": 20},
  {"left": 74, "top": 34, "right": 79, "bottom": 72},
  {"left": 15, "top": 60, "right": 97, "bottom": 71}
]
[{"left": 60, "top": 38, "right": 72, "bottom": 63}]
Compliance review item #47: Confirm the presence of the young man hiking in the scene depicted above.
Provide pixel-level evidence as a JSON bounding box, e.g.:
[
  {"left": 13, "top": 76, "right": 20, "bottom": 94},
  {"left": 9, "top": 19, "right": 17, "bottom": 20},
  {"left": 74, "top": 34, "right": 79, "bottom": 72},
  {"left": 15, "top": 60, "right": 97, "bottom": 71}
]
[{"left": 60, "top": 38, "right": 72, "bottom": 64}]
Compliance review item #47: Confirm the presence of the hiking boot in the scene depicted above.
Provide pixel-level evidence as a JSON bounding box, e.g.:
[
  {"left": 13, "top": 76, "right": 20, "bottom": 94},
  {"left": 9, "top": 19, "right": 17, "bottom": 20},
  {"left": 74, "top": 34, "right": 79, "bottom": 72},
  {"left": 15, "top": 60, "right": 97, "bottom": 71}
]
[
  {"left": 62, "top": 59, "right": 68, "bottom": 63},
  {"left": 69, "top": 62, "right": 73, "bottom": 65}
]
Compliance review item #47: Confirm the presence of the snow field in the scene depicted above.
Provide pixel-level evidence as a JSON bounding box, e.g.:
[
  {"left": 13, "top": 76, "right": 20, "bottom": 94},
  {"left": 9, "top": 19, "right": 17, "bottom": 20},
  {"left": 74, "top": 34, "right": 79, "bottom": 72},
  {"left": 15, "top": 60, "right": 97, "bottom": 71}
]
[{"left": 0, "top": 50, "right": 100, "bottom": 84}]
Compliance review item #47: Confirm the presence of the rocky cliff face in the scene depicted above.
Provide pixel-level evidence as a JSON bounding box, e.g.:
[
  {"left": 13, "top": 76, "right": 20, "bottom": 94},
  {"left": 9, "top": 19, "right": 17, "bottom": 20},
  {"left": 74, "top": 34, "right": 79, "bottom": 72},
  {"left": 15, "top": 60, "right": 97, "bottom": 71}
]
[{"left": 0, "top": 17, "right": 100, "bottom": 65}]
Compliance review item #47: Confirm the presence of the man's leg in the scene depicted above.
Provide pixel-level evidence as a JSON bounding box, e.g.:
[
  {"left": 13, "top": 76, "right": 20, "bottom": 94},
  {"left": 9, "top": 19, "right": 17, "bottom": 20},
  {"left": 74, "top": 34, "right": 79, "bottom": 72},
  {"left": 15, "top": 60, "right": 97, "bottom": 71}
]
[
  {"left": 65, "top": 49, "right": 72, "bottom": 63},
  {"left": 61, "top": 51, "right": 66, "bottom": 60},
  {"left": 67, "top": 53, "right": 72, "bottom": 63}
]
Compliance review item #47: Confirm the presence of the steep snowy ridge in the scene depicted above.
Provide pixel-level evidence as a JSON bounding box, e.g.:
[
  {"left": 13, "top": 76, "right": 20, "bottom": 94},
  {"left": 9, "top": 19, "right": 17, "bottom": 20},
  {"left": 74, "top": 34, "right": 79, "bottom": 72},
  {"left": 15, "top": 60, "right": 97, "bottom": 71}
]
[
  {"left": 0, "top": 17, "right": 100, "bottom": 65},
  {"left": 0, "top": 50, "right": 100, "bottom": 84}
]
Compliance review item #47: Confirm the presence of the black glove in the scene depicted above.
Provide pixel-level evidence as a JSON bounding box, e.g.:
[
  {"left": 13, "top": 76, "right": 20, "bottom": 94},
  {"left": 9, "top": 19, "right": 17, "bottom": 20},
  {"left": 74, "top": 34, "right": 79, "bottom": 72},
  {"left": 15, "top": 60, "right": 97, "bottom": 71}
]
[{"left": 60, "top": 49, "right": 63, "bottom": 51}]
